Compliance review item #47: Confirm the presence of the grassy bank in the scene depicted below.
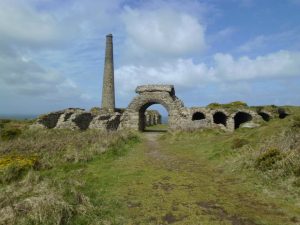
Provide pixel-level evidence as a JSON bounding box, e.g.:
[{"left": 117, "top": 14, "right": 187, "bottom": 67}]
[{"left": 0, "top": 122, "right": 139, "bottom": 225}]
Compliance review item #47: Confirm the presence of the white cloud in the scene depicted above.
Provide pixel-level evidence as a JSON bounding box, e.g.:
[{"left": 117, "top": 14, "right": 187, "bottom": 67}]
[
  {"left": 0, "top": 0, "right": 101, "bottom": 103},
  {"left": 121, "top": 6, "right": 206, "bottom": 57},
  {"left": 0, "top": 52, "right": 81, "bottom": 97},
  {"left": 0, "top": 0, "right": 77, "bottom": 48},
  {"left": 214, "top": 50, "right": 300, "bottom": 80},
  {"left": 116, "top": 50, "right": 300, "bottom": 96}
]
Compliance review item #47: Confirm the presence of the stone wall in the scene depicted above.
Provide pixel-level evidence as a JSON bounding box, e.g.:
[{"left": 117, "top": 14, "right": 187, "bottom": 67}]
[
  {"left": 144, "top": 110, "right": 161, "bottom": 126},
  {"left": 31, "top": 108, "right": 121, "bottom": 131},
  {"left": 31, "top": 85, "right": 285, "bottom": 133}
]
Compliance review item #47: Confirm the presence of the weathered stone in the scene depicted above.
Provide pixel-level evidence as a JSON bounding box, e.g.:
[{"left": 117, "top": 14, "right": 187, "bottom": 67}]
[
  {"left": 55, "top": 108, "right": 85, "bottom": 130},
  {"left": 240, "top": 122, "right": 260, "bottom": 128},
  {"left": 73, "top": 113, "right": 94, "bottom": 130},
  {"left": 32, "top": 109, "right": 84, "bottom": 129},
  {"left": 101, "top": 34, "right": 115, "bottom": 111},
  {"left": 89, "top": 112, "right": 121, "bottom": 131},
  {"left": 119, "top": 85, "right": 184, "bottom": 131},
  {"left": 136, "top": 85, "right": 175, "bottom": 94}
]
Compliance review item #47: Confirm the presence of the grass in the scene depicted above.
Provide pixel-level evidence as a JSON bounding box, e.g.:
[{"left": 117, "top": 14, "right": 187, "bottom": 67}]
[
  {"left": 0, "top": 107, "right": 300, "bottom": 224},
  {"left": 144, "top": 123, "right": 168, "bottom": 132},
  {"left": 0, "top": 123, "right": 140, "bottom": 225}
]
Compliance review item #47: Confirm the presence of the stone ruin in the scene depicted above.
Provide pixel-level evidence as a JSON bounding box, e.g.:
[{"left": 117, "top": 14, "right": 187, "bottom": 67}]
[
  {"left": 31, "top": 107, "right": 161, "bottom": 131},
  {"left": 31, "top": 34, "right": 289, "bottom": 132}
]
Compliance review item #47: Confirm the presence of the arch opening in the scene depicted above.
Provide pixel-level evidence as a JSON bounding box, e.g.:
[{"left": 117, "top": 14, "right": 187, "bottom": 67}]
[
  {"left": 138, "top": 102, "right": 168, "bottom": 132},
  {"left": 258, "top": 112, "right": 270, "bottom": 121},
  {"left": 234, "top": 112, "right": 252, "bottom": 129},
  {"left": 192, "top": 112, "right": 205, "bottom": 121},
  {"left": 278, "top": 108, "right": 288, "bottom": 119},
  {"left": 213, "top": 112, "right": 227, "bottom": 127}
]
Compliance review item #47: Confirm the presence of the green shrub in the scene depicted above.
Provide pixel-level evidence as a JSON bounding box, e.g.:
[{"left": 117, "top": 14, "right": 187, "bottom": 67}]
[
  {"left": 0, "top": 127, "right": 22, "bottom": 140},
  {"left": 231, "top": 138, "right": 249, "bottom": 149},
  {"left": 255, "top": 148, "right": 282, "bottom": 171}
]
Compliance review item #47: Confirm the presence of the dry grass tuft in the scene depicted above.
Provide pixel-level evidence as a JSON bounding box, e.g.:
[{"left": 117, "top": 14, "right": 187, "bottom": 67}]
[
  {"left": 0, "top": 125, "right": 139, "bottom": 224},
  {"left": 0, "top": 129, "right": 138, "bottom": 168}
]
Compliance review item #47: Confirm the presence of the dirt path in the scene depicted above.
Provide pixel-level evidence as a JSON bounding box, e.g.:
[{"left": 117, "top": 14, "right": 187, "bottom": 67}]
[
  {"left": 144, "top": 132, "right": 174, "bottom": 162},
  {"left": 129, "top": 132, "right": 299, "bottom": 224},
  {"left": 84, "top": 131, "right": 300, "bottom": 224}
]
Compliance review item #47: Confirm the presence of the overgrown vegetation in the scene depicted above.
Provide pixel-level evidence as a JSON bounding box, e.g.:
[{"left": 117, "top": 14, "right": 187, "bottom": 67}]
[
  {"left": 0, "top": 121, "right": 139, "bottom": 225},
  {"left": 255, "top": 147, "right": 282, "bottom": 171},
  {"left": 207, "top": 101, "right": 248, "bottom": 109}
]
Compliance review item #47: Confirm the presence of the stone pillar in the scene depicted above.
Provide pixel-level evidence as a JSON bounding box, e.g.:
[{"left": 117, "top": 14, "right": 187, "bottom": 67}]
[{"left": 101, "top": 34, "right": 115, "bottom": 111}]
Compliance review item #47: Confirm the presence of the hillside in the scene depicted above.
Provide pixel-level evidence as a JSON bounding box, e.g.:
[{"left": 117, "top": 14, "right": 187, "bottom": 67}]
[{"left": 0, "top": 106, "right": 300, "bottom": 225}]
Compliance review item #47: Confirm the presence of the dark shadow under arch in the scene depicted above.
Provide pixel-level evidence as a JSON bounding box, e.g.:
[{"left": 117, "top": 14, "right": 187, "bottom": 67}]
[
  {"left": 278, "top": 108, "right": 288, "bottom": 119},
  {"left": 234, "top": 112, "right": 252, "bottom": 129},
  {"left": 192, "top": 112, "right": 205, "bottom": 121},
  {"left": 258, "top": 112, "right": 270, "bottom": 121},
  {"left": 213, "top": 112, "right": 227, "bottom": 127}
]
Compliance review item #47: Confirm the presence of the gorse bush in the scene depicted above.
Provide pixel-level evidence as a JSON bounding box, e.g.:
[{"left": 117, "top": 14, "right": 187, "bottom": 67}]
[{"left": 0, "top": 155, "right": 38, "bottom": 184}]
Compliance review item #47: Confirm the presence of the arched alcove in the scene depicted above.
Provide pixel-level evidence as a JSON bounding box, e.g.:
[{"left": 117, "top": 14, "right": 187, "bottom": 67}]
[
  {"left": 258, "top": 112, "right": 270, "bottom": 121},
  {"left": 192, "top": 112, "right": 205, "bottom": 121},
  {"left": 234, "top": 112, "right": 252, "bottom": 129},
  {"left": 213, "top": 112, "right": 227, "bottom": 127},
  {"left": 278, "top": 108, "right": 288, "bottom": 119}
]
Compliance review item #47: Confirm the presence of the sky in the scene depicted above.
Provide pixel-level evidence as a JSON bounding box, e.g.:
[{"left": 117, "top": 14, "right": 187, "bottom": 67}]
[{"left": 0, "top": 0, "right": 300, "bottom": 116}]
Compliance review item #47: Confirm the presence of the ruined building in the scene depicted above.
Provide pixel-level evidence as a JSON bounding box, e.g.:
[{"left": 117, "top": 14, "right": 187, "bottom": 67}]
[{"left": 31, "top": 34, "right": 288, "bottom": 132}]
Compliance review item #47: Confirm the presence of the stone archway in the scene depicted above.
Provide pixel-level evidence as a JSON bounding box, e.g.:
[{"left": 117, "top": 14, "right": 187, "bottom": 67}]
[
  {"left": 138, "top": 102, "right": 168, "bottom": 131},
  {"left": 119, "top": 85, "right": 184, "bottom": 131},
  {"left": 213, "top": 111, "right": 227, "bottom": 127},
  {"left": 234, "top": 111, "right": 253, "bottom": 129}
]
